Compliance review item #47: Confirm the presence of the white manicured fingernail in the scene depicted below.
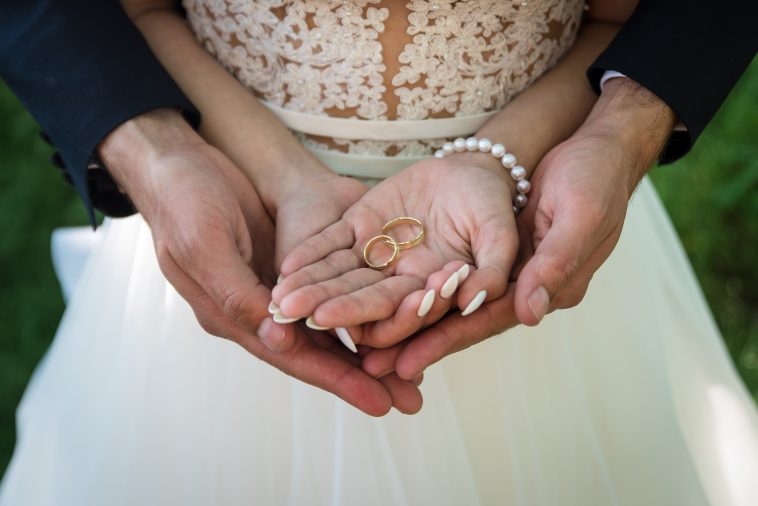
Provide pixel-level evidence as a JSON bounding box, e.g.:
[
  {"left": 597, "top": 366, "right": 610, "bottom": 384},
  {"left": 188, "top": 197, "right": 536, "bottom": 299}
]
[
  {"left": 305, "top": 316, "right": 330, "bottom": 331},
  {"left": 336, "top": 327, "right": 357, "bottom": 353},
  {"left": 273, "top": 311, "right": 300, "bottom": 324},
  {"left": 416, "top": 289, "right": 435, "bottom": 317},
  {"left": 461, "top": 290, "right": 487, "bottom": 316},
  {"left": 277, "top": 274, "right": 284, "bottom": 283},
  {"left": 440, "top": 272, "right": 459, "bottom": 299},
  {"left": 456, "top": 264, "right": 470, "bottom": 283},
  {"left": 268, "top": 300, "right": 279, "bottom": 314}
]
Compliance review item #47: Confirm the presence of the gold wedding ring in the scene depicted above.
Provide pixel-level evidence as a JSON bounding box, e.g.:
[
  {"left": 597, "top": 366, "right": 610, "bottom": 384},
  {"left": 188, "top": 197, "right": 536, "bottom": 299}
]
[
  {"left": 381, "top": 216, "right": 425, "bottom": 250},
  {"left": 363, "top": 234, "right": 400, "bottom": 270}
]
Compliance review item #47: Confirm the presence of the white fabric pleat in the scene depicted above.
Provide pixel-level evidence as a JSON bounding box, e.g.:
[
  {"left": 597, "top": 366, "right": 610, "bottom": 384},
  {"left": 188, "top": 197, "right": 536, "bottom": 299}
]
[{"left": 2, "top": 177, "right": 757, "bottom": 505}]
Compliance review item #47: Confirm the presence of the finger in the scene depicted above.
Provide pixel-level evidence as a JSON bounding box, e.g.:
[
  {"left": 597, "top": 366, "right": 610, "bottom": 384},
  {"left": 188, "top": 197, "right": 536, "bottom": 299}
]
[
  {"left": 357, "top": 261, "right": 468, "bottom": 348},
  {"left": 509, "top": 218, "right": 535, "bottom": 281},
  {"left": 413, "top": 373, "right": 424, "bottom": 387},
  {"left": 395, "top": 284, "right": 518, "bottom": 380},
  {"left": 456, "top": 212, "right": 518, "bottom": 317},
  {"left": 549, "top": 235, "right": 616, "bottom": 311},
  {"left": 244, "top": 319, "right": 399, "bottom": 417},
  {"left": 163, "top": 223, "right": 277, "bottom": 338},
  {"left": 273, "top": 248, "right": 365, "bottom": 308},
  {"left": 279, "top": 220, "right": 354, "bottom": 277},
  {"left": 513, "top": 208, "right": 605, "bottom": 326},
  {"left": 158, "top": 242, "right": 291, "bottom": 349},
  {"left": 379, "top": 372, "right": 423, "bottom": 414},
  {"left": 312, "top": 274, "right": 427, "bottom": 328},
  {"left": 362, "top": 343, "right": 406, "bottom": 379},
  {"left": 163, "top": 243, "right": 399, "bottom": 416},
  {"left": 279, "top": 266, "right": 387, "bottom": 319}
]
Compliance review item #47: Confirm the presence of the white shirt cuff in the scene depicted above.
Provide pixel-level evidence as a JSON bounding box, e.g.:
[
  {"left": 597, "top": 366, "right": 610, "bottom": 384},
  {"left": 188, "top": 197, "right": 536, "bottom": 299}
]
[{"left": 599, "top": 70, "right": 627, "bottom": 92}]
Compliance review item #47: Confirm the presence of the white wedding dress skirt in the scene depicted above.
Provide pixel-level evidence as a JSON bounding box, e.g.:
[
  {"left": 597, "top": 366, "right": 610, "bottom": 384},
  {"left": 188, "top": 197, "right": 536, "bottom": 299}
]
[{"left": 2, "top": 167, "right": 758, "bottom": 505}]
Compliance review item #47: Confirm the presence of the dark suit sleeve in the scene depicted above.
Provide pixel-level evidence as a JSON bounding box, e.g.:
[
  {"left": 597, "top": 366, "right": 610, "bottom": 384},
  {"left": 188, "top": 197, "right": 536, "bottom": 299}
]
[
  {"left": 0, "top": 0, "right": 199, "bottom": 224},
  {"left": 588, "top": 0, "right": 758, "bottom": 163}
]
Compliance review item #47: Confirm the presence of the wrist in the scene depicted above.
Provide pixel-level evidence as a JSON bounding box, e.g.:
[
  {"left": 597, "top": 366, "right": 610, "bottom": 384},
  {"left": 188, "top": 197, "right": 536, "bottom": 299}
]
[
  {"left": 250, "top": 145, "right": 336, "bottom": 214},
  {"left": 437, "top": 138, "right": 531, "bottom": 206},
  {"left": 582, "top": 77, "right": 676, "bottom": 186},
  {"left": 98, "top": 108, "right": 206, "bottom": 217}
]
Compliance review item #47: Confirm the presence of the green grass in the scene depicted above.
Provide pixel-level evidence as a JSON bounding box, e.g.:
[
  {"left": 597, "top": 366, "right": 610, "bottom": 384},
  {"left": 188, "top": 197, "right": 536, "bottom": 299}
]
[{"left": 1, "top": 61, "right": 756, "bottom": 478}]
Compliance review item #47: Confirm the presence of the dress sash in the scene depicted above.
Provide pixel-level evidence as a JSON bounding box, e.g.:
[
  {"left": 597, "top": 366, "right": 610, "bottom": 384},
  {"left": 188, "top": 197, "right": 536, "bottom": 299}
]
[{"left": 262, "top": 101, "right": 498, "bottom": 178}]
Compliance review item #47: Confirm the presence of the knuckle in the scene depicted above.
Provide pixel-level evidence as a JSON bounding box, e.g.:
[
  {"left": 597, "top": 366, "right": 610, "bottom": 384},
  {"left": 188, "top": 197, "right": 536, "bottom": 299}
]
[
  {"left": 555, "top": 283, "right": 590, "bottom": 310},
  {"left": 221, "top": 289, "right": 262, "bottom": 329},
  {"left": 196, "top": 315, "right": 223, "bottom": 337},
  {"left": 537, "top": 254, "right": 576, "bottom": 289}
]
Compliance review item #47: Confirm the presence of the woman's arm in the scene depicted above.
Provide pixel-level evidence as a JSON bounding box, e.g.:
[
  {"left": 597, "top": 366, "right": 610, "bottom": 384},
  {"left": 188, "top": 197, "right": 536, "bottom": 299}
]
[
  {"left": 449, "top": 19, "right": 625, "bottom": 182},
  {"left": 121, "top": 0, "right": 333, "bottom": 216}
]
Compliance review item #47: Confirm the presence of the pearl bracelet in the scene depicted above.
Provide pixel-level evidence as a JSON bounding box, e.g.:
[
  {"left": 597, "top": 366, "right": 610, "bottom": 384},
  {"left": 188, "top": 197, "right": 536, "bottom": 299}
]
[{"left": 434, "top": 137, "right": 530, "bottom": 214}]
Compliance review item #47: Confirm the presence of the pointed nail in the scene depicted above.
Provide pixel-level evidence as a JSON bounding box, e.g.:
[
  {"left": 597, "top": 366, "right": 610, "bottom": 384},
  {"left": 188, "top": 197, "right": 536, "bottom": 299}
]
[
  {"left": 456, "top": 264, "right": 470, "bottom": 283},
  {"left": 268, "top": 300, "right": 279, "bottom": 314},
  {"left": 336, "top": 327, "right": 357, "bottom": 353},
  {"left": 305, "top": 316, "right": 330, "bottom": 331},
  {"left": 527, "top": 286, "right": 550, "bottom": 323},
  {"left": 272, "top": 311, "right": 300, "bottom": 324},
  {"left": 440, "top": 272, "right": 459, "bottom": 299},
  {"left": 417, "top": 289, "right": 435, "bottom": 317},
  {"left": 461, "top": 290, "right": 487, "bottom": 316},
  {"left": 277, "top": 273, "right": 284, "bottom": 283}
]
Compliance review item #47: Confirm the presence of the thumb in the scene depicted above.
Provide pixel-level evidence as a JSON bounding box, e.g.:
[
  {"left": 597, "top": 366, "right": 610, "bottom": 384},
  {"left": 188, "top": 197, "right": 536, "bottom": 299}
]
[
  {"left": 456, "top": 211, "right": 517, "bottom": 314},
  {"left": 514, "top": 210, "right": 600, "bottom": 326}
]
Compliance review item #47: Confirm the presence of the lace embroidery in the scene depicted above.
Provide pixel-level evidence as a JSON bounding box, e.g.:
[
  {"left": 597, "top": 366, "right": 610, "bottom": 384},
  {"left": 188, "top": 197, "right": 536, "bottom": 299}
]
[
  {"left": 395, "top": 0, "right": 583, "bottom": 119},
  {"left": 185, "top": 0, "right": 584, "bottom": 156}
]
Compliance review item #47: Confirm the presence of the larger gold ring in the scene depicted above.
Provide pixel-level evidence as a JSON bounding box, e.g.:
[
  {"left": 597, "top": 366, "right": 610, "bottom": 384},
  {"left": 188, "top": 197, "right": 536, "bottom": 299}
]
[
  {"left": 381, "top": 216, "right": 424, "bottom": 250},
  {"left": 363, "top": 234, "right": 400, "bottom": 270}
]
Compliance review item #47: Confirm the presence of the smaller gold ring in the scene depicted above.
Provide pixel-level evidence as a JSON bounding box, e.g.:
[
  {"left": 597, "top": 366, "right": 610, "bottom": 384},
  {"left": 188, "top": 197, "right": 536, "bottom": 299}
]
[
  {"left": 381, "top": 217, "right": 424, "bottom": 250},
  {"left": 363, "top": 234, "right": 400, "bottom": 270}
]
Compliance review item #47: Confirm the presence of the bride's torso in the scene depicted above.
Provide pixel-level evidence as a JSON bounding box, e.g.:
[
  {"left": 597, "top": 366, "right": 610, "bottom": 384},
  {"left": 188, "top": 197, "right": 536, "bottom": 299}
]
[{"left": 185, "top": 0, "right": 584, "bottom": 161}]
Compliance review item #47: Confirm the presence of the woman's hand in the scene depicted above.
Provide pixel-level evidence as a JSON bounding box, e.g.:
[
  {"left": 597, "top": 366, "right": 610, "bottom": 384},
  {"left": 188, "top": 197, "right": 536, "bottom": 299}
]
[
  {"left": 272, "top": 156, "right": 519, "bottom": 349},
  {"left": 361, "top": 78, "right": 676, "bottom": 380},
  {"left": 273, "top": 171, "right": 368, "bottom": 272}
]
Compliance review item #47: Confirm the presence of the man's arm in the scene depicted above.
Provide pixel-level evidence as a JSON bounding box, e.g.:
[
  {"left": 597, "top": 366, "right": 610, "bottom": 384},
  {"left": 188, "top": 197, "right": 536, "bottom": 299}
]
[
  {"left": 588, "top": 0, "right": 758, "bottom": 162},
  {"left": 0, "top": 0, "right": 199, "bottom": 224}
]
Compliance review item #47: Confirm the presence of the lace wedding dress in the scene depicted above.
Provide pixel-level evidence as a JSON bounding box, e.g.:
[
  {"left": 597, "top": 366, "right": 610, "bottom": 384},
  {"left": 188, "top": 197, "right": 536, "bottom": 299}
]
[{"left": 2, "top": 1, "right": 757, "bottom": 504}]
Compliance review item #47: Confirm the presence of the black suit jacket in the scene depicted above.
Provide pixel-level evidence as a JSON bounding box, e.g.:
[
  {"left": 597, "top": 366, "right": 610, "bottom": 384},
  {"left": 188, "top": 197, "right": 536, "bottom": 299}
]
[
  {"left": 588, "top": 0, "right": 757, "bottom": 163},
  {"left": 1, "top": 0, "right": 756, "bottom": 222},
  {"left": 0, "top": 0, "right": 198, "bottom": 224}
]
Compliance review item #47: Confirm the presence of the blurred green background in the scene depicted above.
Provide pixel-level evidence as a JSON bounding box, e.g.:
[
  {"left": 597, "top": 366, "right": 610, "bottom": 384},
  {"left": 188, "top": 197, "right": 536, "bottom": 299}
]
[{"left": 1, "top": 61, "right": 757, "bottom": 478}]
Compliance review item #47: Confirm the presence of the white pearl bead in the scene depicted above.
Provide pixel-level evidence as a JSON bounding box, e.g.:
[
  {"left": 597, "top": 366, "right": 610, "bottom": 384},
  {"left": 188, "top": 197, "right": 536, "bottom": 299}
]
[
  {"left": 490, "top": 143, "right": 506, "bottom": 158},
  {"left": 453, "top": 137, "right": 467, "bottom": 152},
  {"left": 510, "top": 165, "right": 527, "bottom": 181},
  {"left": 465, "top": 137, "right": 479, "bottom": 151},
  {"left": 442, "top": 142, "right": 455, "bottom": 154},
  {"left": 477, "top": 138, "right": 492, "bottom": 152},
  {"left": 501, "top": 153, "right": 517, "bottom": 168},
  {"left": 516, "top": 179, "right": 531, "bottom": 194},
  {"left": 434, "top": 150, "right": 445, "bottom": 158},
  {"left": 513, "top": 193, "right": 528, "bottom": 208}
]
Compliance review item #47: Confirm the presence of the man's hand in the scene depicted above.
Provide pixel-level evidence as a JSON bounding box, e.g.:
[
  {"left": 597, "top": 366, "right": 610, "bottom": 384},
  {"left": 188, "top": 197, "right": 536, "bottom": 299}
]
[
  {"left": 363, "top": 77, "right": 676, "bottom": 380},
  {"left": 98, "top": 109, "right": 422, "bottom": 415},
  {"left": 514, "top": 77, "right": 676, "bottom": 325}
]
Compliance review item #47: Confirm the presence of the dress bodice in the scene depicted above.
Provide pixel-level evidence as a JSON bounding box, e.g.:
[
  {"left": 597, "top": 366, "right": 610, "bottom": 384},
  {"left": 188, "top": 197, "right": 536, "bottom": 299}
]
[{"left": 184, "top": 0, "right": 584, "bottom": 163}]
